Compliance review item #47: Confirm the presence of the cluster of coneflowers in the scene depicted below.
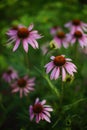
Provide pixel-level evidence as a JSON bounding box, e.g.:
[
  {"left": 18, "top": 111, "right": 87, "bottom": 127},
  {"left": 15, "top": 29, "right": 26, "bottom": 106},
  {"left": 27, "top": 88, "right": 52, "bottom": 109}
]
[
  {"left": 2, "top": 66, "right": 35, "bottom": 98},
  {"left": 2, "top": 19, "right": 87, "bottom": 123}
]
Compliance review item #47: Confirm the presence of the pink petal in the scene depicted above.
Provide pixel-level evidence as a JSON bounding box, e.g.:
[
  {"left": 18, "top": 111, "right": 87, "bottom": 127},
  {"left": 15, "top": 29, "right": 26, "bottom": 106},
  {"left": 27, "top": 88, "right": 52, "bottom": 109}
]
[
  {"left": 79, "top": 39, "right": 86, "bottom": 48},
  {"left": 13, "top": 39, "right": 20, "bottom": 51},
  {"left": 35, "top": 98, "right": 39, "bottom": 104},
  {"left": 44, "top": 61, "right": 53, "bottom": 68},
  {"left": 65, "top": 65, "right": 74, "bottom": 76},
  {"left": 44, "top": 107, "right": 53, "bottom": 111},
  {"left": 66, "top": 58, "right": 72, "bottom": 61},
  {"left": 50, "top": 56, "right": 55, "bottom": 60},
  {"left": 43, "top": 110, "right": 51, "bottom": 117},
  {"left": 29, "top": 106, "right": 34, "bottom": 120},
  {"left": 36, "top": 115, "right": 39, "bottom": 123},
  {"left": 28, "top": 38, "right": 36, "bottom": 49},
  {"left": 28, "top": 24, "right": 34, "bottom": 31},
  {"left": 12, "top": 87, "right": 19, "bottom": 93},
  {"left": 41, "top": 100, "right": 46, "bottom": 105},
  {"left": 50, "top": 67, "right": 57, "bottom": 80},
  {"left": 23, "top": 40, "right": 28, "bottom": 52},
  {"left": 71, "top": 38, "right": 76, "bottom": 45},
  {"left": 42, "top": 114, "right": 51, "bottom": 123},
  {"left": 46, "top": 63, "right": 54, "bottom": 74},
  {"left": 32, "top": 39, "right": 39, "bottom": 48},
  {"left": 54, "top": 67, "right": 60, "bottom": 80},
  {"left": 62, "top": 67, "right": 66, "bottom": 81},
  {"left": 70, "top": 26, "right": 76, "bottom": 34}
]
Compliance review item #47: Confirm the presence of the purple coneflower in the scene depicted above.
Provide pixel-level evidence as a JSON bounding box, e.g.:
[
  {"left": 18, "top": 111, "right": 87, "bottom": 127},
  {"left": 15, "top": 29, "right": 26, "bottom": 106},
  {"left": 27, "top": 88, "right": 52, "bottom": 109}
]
[
  {"left": 53, "top": 31, "right": 69, "bottom": 48},
  {"left": 67, "top": 30, "right": 87, "bottom": 48},
  {"left": 29, "top": 98, "right": 53, "bottom": 123},
  {"left": 50, "top": 25, "right": 62, "bottom": 36},
  {"left": 65, "top": 19, "right": 87, "bottom": 34},
  {"left": 44, "top": 55, "right": 77, "bottom": 81},
  {"left": 7, "top": 24, "right": 42, "bottom": 52},
  {"left": 2, "top": 67, "right": 18, "bottom": 83},
  {"left": 11, "top": 76, "right": 35, "bottom": 98}
]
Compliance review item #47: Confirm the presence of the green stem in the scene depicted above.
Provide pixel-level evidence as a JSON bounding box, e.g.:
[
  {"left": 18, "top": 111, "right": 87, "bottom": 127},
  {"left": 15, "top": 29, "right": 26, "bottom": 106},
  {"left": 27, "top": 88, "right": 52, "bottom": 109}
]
[
  {"left": 63, "top": 98, "right": 87, "bottom": 111},
  {"left": 45, "top": 75, "right": 60, "bottom": 98},
  {"left": 60, "top": 81, "right": 64, "bottom": 105},
  {"left": 25, "top": 53, "right": 29, "bottom": 68},
  {"left": 52, "top": 117, "right": 61, "bottom": 128},
  {"left": 34, "top": 66, "right": 60, "bottom": 98},
  {"left": 0, "top": 103, "right": 6, "bottom": 112}
]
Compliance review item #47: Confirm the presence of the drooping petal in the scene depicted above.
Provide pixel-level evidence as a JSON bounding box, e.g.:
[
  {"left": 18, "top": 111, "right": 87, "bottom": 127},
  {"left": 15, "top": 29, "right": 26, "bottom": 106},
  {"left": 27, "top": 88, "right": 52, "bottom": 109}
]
[
  {"left": 28, "top": 38, "right": 36, "bottom": 49},
  {"left": 42, "top": 114, "right": 51, "bottom": 123},
  {"left": 44, "top": 61, "right": 54, "bottom": 68},
  {"left": 50, "top": 67, "right": 57, "bottom": 80},
  {"left": 46, "top": 63, "right": 54, "bottom": 74},
  {"left": 12, "top": 87, "right": 19, "bottom": 93},
  {"left": 36, "top": 115, "right": 39, "bottom": 123},
  {"left": 23, "top": 40, "right": 28, "bottom": 52},
  {"left": 54, "top": 67, "right": 60, "bottom": 80},
  {"left": 62, "top": 67, "right": 66, "bottom": 81},
  {"left": 43, "top": 110, "right": 51, "bottom": 117},
  {"left": 13, "top": 39, "right": 20, "bottom": 51}
]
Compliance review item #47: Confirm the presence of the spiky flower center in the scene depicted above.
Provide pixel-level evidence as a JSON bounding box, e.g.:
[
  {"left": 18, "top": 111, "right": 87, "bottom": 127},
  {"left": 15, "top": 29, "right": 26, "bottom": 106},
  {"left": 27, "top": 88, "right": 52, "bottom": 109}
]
[
  {"left": 33, "top": 103, "right": 43, "bottom": 113},
  {"left": 74, "top": 31, "right": 82, "bottom": 38},
  {"left": 17, "top": 27, "right": 29, "bottom": 38},
  {"left": 7, "top": 69, "right": 12, "bottom": 75},
  {"left": 54, "top": 56, "right": 66, "bottom": 66},
  {"left": 17, "top": 78, "right": 27, "bottom": 88},
  {"left": 57, "top": 32, "right": 65, "bottom": 39},
  {"left": 72, "top": 19, "right": 80, "bottom": 26}
]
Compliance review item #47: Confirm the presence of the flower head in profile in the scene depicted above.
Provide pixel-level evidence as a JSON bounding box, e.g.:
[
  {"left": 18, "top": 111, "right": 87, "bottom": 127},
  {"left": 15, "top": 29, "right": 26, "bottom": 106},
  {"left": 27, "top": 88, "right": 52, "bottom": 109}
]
[
  {"left": 53, "top": 31, "right": 69, "bottom": 48},
  {"left": 44, "top": 55, "right": 77, "bottom": 81},
  {"left": 29, "top": 98, "right": 53, "bottom": 123},
  {"left": 65, "top": 19, "right": 87, "bottom": 34},
  {"left": 63, "top": 74, "right": 74, "bottom": 84},
  {"left": 50, "top": 25, "right": 62, "bottom": 36},
  {"left": 2, "top": 67, "right": 18, "bottom": 83},
  {"left": 6, "top": 24, "right": 42, "bottom": 52},
  {"left": 67, "top": 30, "right": 87, "bottom": 48},
  {"left": 11, "top": 76, "right": 35, "bottom": 98}
]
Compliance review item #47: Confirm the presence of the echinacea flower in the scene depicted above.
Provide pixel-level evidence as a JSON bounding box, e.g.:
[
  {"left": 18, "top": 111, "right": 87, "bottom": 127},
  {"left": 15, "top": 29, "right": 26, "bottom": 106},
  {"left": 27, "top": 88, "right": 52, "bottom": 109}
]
[
  {"left": 11, "top": 76, "right": 35, "bottom": 98},
  {"left": 65, "top": 19, "right": 87, "bottom": 34},
  {"left": 67, "top": 30, "right": 87, "bottom": 48},
  {"left": 53, "top": 31, "right": 69, "bottom": 48},
  {"left": 50, "top": 25, "right": 62, "bottom": 36},
  {"left": 6, "top": 24, "right": 42, "bottom": 52},
  {"left": 29, "top": 98, "right": 53, "bottom": 123},
  {"left": 44, "top": 55, "right": 77, "bottom": 81},
  {"left": 2, "top": 67, "right": 18, "bottom": 83}
]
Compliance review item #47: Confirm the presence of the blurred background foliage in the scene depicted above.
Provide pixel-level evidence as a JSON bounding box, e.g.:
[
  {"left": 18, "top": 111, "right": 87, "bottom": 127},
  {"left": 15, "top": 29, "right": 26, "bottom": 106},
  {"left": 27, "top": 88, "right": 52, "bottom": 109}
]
[{"left": 0, "top": 0, "right": 87, "bottom": 130}]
